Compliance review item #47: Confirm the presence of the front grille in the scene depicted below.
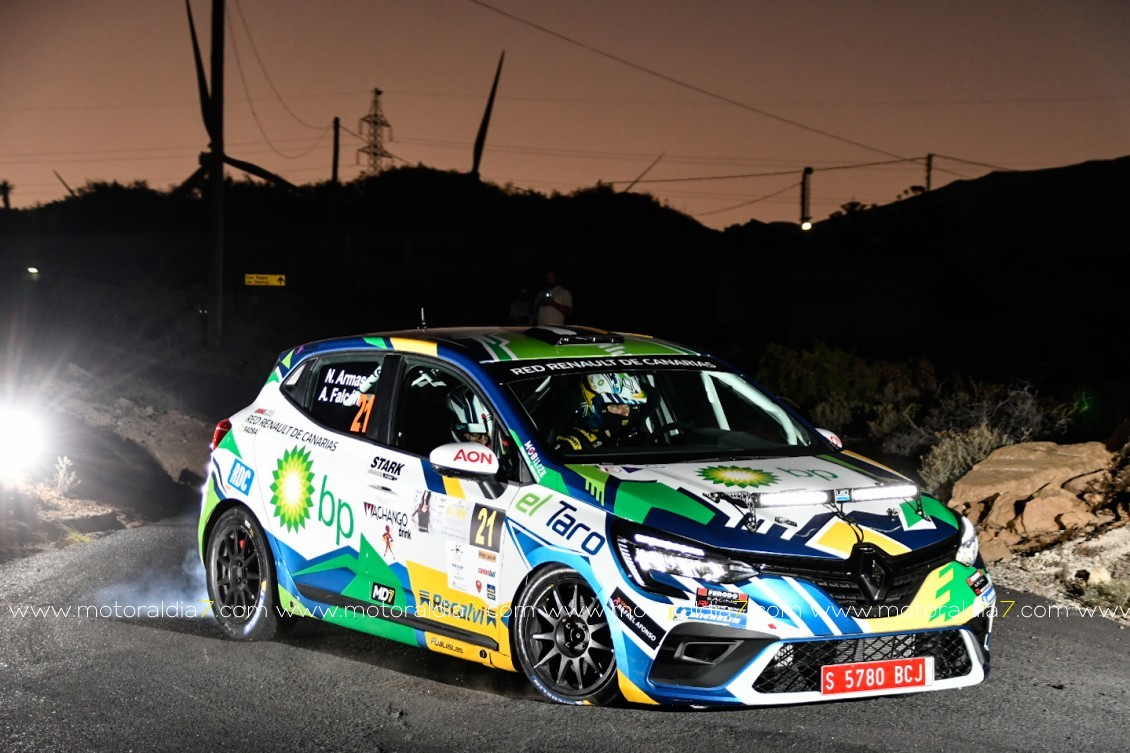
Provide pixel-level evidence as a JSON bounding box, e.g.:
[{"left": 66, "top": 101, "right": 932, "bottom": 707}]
[
  {"left": 757, "top": 532, "right": 960, "bottom": 611},
  {"left": 753, "top": 630, "right": 972, "bottom": 694}
]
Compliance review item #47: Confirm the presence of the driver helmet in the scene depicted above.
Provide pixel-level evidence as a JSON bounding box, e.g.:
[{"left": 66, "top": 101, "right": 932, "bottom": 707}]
[
  {"left": 580, "top": 372, "right": 647, "bottom": 430},
  {"left": 447, "top": 387, "right": 494, "bottom": 443}
]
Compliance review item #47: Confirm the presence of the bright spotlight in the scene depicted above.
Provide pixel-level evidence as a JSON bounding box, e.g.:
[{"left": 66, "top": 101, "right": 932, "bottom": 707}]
[{"left": 0, "top": 406, "right": 46, "bottom": 479}]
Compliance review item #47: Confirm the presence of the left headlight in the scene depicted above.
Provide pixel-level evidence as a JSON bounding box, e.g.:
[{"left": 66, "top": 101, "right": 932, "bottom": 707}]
[
  {"left": 614, "top": 527, "right": 758, "bottom": 595},
  {"left": 956, "top": 515, "right": 981, "bottom": 567}
]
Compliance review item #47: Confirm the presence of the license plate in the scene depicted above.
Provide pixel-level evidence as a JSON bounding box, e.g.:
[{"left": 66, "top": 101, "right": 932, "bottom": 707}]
[{"left": 820, "top": 656, "right": 934, "bottom": 695}]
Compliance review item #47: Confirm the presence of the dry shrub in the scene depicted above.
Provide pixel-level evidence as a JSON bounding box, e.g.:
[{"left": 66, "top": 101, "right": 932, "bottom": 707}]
[
  {"left": 1080, "top": 580, "right": 1130, "bottom": 611},
  {"left": 918, "top": 423, "right": 1009, "bottom": 499}
]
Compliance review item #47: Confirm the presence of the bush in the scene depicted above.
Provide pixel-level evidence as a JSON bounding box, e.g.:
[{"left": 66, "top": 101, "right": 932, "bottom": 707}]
[
  {"left": 1080, "top": 580, "right": 1130, "bottom": 611},
  {"left": 752, "top": 343, "right": 1077, "bottom": 498},
  {"left": 50, "top": 456, "right": 81, "bottom": 496},
  {"left": 917, "top": 423, "right": 1009, "bottom": 499},
  {"left": 878, "top": 379, "right": 1075, "bottom": 460}
]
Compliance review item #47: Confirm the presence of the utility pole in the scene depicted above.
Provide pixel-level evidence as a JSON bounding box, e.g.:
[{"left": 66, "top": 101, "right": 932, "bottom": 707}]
[
  {"left": 332, "top": 116, "right": 340, "bottom": 184},
  {"left": 800, "top": 166, "right": 813, "bottom": 229},
  {"left": 925, "top": 152, "right": 934, "bottom": 192},
  {"left": 207, "top": 0, "right": 226, "bottom": 349}
]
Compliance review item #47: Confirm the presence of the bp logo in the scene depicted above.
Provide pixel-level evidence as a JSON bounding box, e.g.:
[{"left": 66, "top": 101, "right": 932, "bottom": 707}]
[
  {"left": 269, "top": 446, "right": 315, "bottom": 532},
  {"left": 697, "top": 465, "right": 778, "bottom": 488}
]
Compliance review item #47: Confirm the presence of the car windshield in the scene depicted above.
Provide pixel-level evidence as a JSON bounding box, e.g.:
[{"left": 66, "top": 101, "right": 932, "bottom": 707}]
[{"left": 505, "top": 367, "right": 824, "bottom": 462}]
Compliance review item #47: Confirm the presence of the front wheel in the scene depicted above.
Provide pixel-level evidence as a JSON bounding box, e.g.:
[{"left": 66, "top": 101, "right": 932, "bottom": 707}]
[
  {"left": 205, "top": 506, "right": 295, "bottom": 640},
  {"left": 513, "top": 565, "right": 620, "bottom": 705}
]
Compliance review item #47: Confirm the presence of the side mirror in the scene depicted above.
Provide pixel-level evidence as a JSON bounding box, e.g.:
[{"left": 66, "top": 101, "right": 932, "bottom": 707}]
[
  {"left": 816, "top": 428, "right": 843, "bottom": 450},
  {"left": 429, "top": 441, "right": 500, "bottom": 478}
]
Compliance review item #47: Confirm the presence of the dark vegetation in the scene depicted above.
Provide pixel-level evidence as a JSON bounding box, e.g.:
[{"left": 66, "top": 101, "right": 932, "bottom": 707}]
[{"left": 2, "top": 156, "right": 1128, "bottom": 491}]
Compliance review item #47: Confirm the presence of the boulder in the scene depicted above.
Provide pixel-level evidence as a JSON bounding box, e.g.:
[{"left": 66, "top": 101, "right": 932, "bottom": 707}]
[
  {"left": 950, "top": 442, "right": 1113, "bottom": 507},
  {"left": 949, "top": 441, "right": 1116, "bottom": 563}
]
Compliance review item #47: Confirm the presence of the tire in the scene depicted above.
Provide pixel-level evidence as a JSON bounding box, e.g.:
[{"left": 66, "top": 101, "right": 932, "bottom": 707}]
[
  {"left": 205, "top": 506, "right": 296, "bottom": 640},
  {"left": 513, "top": 565, "right": 620, "bottom": 705}
]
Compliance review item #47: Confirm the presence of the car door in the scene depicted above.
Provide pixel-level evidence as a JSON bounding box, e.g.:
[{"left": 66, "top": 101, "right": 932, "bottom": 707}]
[
  {"left": 251, "top": 352, "right": 395, "bottom": 611},
  {"left": 386, "top": 356, "right": 521, "bottom": 647}
]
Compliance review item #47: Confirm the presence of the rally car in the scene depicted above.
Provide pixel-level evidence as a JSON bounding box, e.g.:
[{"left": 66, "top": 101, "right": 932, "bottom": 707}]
[{"left": 199, "top": 325, "right": 993, "bottom": 706}]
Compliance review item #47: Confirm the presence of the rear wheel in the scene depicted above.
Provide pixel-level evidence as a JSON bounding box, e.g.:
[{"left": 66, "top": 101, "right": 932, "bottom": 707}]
[
  {"left": 205, "top": 506, "right": 295, "bottom": 640},
  {"left": 513, "top": 565, "right": 620, "bottom": 705}
]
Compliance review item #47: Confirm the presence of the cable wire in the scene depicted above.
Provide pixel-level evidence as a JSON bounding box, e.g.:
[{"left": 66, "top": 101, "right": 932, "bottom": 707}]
[
  {"left": 693, "top": 181, "right": 800, "bottom": 217},
  {"left": 465, "top": 0, "right": 912, "bottom": 161},
  {"left": 230, "top": 0, "right": 325, "bottom": 131},
  {"left": 226, "top": 6, "right": 331, "bottom": 160},
  {"left": 932, "top": 153, "right": 1012, "bottom": 171}
]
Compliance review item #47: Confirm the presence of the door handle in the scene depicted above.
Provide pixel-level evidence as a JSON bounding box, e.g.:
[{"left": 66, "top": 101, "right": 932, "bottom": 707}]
[{"left": 368, "top": 485, "right": 400, "bottom": 504}]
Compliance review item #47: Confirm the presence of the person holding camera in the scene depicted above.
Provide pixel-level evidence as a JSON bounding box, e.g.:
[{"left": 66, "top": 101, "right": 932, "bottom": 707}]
[{"left": 535, "top": 270, "right": 573, "bottom": 326}]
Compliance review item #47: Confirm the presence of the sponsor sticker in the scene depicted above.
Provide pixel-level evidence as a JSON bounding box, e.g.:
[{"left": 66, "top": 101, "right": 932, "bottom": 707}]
[
  {"left": 609, "top": 588, "right": 664, "bottom": 649},
  {"left": 967, "top": 570, "right": 990, "bottom": 595},
  {"left": 228, "top": 459, "right": 255, "bottom": 494},
  {"left": 695, "top": 587, "right": 749, "bottom": 613},
  {"left": 670, "top": 605, "right": 746, "bottom": 627},
  {"left": 369, "top": 455, "right": 405, "bottom": 480},
  {"left": 371, "top": 583, "right": 397, "bottom": 605}
]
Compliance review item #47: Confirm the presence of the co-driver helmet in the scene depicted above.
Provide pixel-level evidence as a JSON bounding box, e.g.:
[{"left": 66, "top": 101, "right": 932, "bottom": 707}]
[{"left": 447, "top": 387, "right": 494, "bottom": 442}]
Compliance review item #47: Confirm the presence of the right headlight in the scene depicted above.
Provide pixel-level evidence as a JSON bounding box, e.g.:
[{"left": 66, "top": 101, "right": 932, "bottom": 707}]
[
  {"left": 614, "top": 527, "right": 758, "bottom": 595},
  {"left": 956, "top": 515, "right": 981, "bottom": 567}
]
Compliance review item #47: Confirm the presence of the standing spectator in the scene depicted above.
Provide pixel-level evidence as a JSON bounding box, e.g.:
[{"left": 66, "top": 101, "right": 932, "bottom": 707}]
[
  {"left": 507, "top": 287, "right": 534, "bottom": 325},
  {"left": 535, "top": 270, "right": 573, "bottom": 326}
]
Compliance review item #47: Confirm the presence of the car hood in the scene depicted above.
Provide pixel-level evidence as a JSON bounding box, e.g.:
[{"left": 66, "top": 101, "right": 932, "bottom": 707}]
[{"left": 564, "top": 452, "right": 960, "bottom": 559}]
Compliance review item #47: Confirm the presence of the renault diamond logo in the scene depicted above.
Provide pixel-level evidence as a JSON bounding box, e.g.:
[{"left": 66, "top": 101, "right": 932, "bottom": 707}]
[{"left": 856, "top": 547, "right": 892, "bottom": 603}]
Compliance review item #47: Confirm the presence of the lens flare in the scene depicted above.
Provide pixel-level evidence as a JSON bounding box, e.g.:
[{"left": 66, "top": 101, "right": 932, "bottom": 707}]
[{"left": 0, "top": 407, "right": 46, "bottom": 479}]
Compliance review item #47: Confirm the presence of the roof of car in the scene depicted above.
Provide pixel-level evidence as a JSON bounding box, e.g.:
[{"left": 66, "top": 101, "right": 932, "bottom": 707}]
[{"left": 290, "top": 325, "right": 708, "bottom": 365}]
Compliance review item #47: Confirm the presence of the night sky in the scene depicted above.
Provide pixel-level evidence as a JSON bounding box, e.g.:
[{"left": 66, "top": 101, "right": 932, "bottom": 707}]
[{"left": 2, "top": 0, "right": 1128, "bottom": 228}]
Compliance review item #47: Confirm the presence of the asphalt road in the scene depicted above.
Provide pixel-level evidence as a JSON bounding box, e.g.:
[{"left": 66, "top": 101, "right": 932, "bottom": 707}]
[{"left": 1, "top": 513, "right": 1127, "bottom": 753}]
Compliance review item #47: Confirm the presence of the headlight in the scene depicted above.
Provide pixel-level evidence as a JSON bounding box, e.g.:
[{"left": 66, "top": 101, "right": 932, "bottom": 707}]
[
  {"left": 758, "top": 490, "right": 830, "bottom": 507},
  {"left": 850, "top": 484, "right": 919, "bottom": 503},
  {"left": 615, "top": 529, "right": 758, "bottom": 594},
  {"left": 754, "top": 484, "right": 918, "bottom": 508},
  {"left": 956, "top": 516, "right": 981, "bottom": 567}
]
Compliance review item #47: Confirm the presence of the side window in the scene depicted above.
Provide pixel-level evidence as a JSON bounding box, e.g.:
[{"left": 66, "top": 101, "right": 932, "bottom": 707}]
[
  {"left": 305, "top": 357, "right": 386, "bottom": 436},
  {"left": 391, "top": 362, "right": 464, "bottom": 456},
  {"left": 280, "top": 361, "right": 309, "bottom": 403}
]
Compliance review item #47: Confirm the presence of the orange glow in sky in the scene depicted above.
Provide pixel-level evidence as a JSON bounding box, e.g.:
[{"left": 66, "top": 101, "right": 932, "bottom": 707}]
[{"left": 2, "top": 0, "right": 1128, "bottom": 229}]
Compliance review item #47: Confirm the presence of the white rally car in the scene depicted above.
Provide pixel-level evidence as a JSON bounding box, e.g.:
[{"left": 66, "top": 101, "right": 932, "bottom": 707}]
[{"left": 199, "top": 325, "right": 994, "bottom": 706}]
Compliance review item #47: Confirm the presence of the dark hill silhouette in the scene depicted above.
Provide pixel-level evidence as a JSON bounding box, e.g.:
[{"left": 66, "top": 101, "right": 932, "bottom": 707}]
[{"left": 1, "top": 157, "right": 1125, "bottom": 437}]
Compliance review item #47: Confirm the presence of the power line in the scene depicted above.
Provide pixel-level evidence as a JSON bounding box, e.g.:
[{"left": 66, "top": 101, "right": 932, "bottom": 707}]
[
  {"left": 226, "top": 1, "right": 331, "bottom": 160},
  {"left": 6, "top": 88, "right": 1130, "bottom": 115},
  {"left": 612, "top": 158, "right": 923, "bottom": 186},
  {"left": 693, "top": 182, "right": 801, "bottom": 218},
  {"left": 932, "top": 153, "right": 1012, "bottom": 171},
  {"left": 465, "top": 0, "right": 912, "bottom": 161},
  {"left": 229, "top": 0, "right": 324, "bottom": 131},
  {"left": 226, "top": 10, "right": 327, "bottom": 159}
]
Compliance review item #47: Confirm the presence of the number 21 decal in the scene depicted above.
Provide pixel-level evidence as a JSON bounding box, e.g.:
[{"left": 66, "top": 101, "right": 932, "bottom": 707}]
[
  {"left": 472, "top": 503, "right": 506, "bottom": 552},
  {"left": 351, "top": 393, "right": 375, "bottom": 433}
]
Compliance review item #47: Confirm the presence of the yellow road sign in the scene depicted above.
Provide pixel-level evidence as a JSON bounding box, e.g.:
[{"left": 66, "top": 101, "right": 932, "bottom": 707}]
[{"left": 244, "top": 274, "right": 286, "bottom": 287}]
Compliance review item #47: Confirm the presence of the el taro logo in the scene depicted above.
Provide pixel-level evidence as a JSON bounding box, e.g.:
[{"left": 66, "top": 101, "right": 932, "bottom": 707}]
[{"left": 515, "top": 492, "right": 605, "bottom": 555}]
